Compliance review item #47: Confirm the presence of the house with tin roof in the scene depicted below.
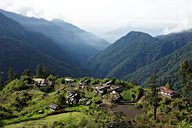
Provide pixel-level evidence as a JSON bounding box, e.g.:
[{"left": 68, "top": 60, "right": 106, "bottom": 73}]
[{"left": 160, "top": 86, "right": 176, "bottom": 97}]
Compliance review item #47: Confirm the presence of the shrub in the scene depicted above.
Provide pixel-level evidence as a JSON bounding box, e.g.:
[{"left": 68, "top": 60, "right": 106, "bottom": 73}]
[
  {"left": 160, "top": 105, "right": 171, "bottom": 114},
  {"left": 120, "top": 90, "right": 133, "bottom": 102},
  {"left": 120, "top": 86, "right": 143, "bottom": 102},
  {"left": 0, "top": 106, "right": 13, "bottom": 119},
  {"left": 47, "top": 74, "right": 57, "bottom": 82},
  {"left": 3, "top": 76, "right": 32, "bottom": 92},
  {"left": 179, "top": 120, "right": 192, "bottom": 128},
  {"left": 56, "top": 94, "right": 66, "bottom": 106},
  {"left": 162, "top": 97, "right": 172, "bottom": 105},
  {"left": 135, "top": 114, "right": 145, "bottom": 122},
  {"left": 59, "top": 78, "right": 66, "bottom": 84}
]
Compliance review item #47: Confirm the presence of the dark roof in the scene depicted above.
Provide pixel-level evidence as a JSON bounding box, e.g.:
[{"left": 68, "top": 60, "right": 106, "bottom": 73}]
[
  {"left": 105, "top": 80, "right": 115, "bottom": 85},
  {"left": 83, "top": 79, "right": 90, "bottom": 84},
  {"left": 96, "top": 84, "right": 111, "bottom": 90},
  {"left": 67, "top": 90, "right": 79, "bottom": 97},
  {"left": 68, "top": 90, "right": 77, "bottom": 94}
]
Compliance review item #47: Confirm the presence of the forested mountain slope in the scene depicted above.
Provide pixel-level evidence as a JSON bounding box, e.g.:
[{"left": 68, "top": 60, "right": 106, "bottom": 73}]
[
  {"left": 87, "top": 30, "right": 192, "bottom": 85},
  {"left": 0, "top": 9, "right": 109, "bottom": 63},
  {"left": 0, "top": 12, "right": 86, "bottom": 77}
]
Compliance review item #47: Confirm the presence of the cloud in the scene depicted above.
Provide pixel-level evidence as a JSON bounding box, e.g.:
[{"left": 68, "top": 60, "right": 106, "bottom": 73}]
[
  {"left": 17, "top": 6, "right": 44, "bottom": 18},
  {"left": 163, "top": 20, "right": 192, "bottom": 34},
  {"left": 0, "top": 0, "right": 192, "bottom": 36}
]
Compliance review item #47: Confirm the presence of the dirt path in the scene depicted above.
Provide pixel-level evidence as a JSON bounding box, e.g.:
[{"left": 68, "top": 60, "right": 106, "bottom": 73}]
[{"left": 111, "top": 103, "right": 144, "bottom": 119}]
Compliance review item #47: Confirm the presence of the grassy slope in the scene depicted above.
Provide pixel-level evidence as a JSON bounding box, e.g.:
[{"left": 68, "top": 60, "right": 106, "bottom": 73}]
[{"left": 4, "top": 112, "right": 86, "bottom": 128}]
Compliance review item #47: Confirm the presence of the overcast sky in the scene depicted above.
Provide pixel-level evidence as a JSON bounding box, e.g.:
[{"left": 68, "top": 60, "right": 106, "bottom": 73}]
[{"left": 0, "top": 0, "right": 192, "bottom": 37}]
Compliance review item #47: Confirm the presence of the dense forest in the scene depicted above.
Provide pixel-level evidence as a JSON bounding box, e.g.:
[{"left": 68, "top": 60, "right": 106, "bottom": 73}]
[{"left": 87, "top": 30, "right": 192, "bottom": 87}]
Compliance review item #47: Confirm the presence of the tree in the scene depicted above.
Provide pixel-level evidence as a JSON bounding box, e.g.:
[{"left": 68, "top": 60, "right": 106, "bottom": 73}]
[
  {"left": 22, "top": 69, "right": 32, "bottom": 77},
  {"left": 0, "top": 69, "right": 4, "bottom": 90},
  {"left": 36, "top": 65, "right": 50, "bottom": 78},
  {"left": 180, "top": 60, "right": 192, "bottom": 87},
  {"left": 8, "top": 67, "right": 16, "bottom": 81},
  {"left": 56, "top": 94, "right": 66, "bottom": 106},
  {"left": 147, "top": 74, "right": 159, "bottom": 120},
  {"left": 180, "top": 60, "right": 192, "bottom": 100},
  {"left": 42, "top": 67, "right": 49, "bottom": 78},
  {"left": 36, "top": 65, "right": 43, "bottom": 78},
  {"left": 47, "top": 74, "right": 57, "bottom": 82}
]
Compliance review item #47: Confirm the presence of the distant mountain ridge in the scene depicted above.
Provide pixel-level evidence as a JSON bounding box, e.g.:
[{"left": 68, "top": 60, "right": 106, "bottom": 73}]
[
  {"left": 0, "top": 9, "right": 109, "bottom": 63},
  {"left": 51, "top": 18, "right": 109, "bottom": 50},
  {"left": 0, "top": 12, "right": 85, "bottom": 77}
]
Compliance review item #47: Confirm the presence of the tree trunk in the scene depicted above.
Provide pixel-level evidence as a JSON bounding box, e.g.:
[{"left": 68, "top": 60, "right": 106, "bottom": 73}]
[{"left": 154, "top": 105, "right": 157, "bottom": 120}]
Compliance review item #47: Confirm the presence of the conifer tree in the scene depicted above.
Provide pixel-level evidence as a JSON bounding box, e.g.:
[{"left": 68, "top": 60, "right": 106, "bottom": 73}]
[
  {"left": 8, "top": 67, "right": 15, "bottom": 81},
  {"left": 36, "top": 65, "right": 43, "bottom": 78},
  {"left": 22, "top": 69, "right": 32, "bottom": 77},
  {"left": 148, "top": 74, "right": 159, "bottom": 120}
]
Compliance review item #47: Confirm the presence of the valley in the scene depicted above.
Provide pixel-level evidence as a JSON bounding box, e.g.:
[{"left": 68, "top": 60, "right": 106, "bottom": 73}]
[{"left": 0, "top": 8, "right": 191, "bottom": 128}]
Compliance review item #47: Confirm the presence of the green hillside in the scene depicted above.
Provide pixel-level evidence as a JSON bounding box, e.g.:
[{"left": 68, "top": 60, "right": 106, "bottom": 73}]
[{"left": 0, "top": 73, "right": 191, "bottom": 128}]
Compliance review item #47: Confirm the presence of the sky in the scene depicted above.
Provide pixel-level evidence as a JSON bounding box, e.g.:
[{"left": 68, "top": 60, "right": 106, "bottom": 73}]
[{"left": 0, "top": 0, "right": 192, "bottom": 41}]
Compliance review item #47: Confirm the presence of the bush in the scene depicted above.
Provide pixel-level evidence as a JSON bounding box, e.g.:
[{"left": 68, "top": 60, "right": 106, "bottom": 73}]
[
  {"left": 59, "top": 78, "right": 66, "bottom": 84},
  {"left": 11, "top": 92, "right": 32, "bottom": 111},
  {"left": 135, "top": 103, "right": 143, "bottom": 109},
  {"left": 47, "top": 74, "right": 57, "bottom": 82},
  {"left": 135, "top": 114, "right": 145, "bottom": 122},
  {"left": 3, "top": 76, "right": 32, "bottom": 92},
  {"left": 56, "top": 94, "right": 66, "bottom": 106},
  {"left": 0, "top": 106, "right": 13, "bottom": 119},
  {"left": 39, "top": 84, "right": 54, "bottom": 93},
  {"left": 179, "top": 120, "right": 192, "bottom": 128},
  {"left": 120, "top": 86, "right": 143, "bottom": 102},
  {"left": 162, "top": 97, "right": 172, "bottom": 105},
  {"left": 120, "top": 90, "right": 133, "bottom": 102},
  {"left": 160, "top": 105, "right": 171, "bottom": 114}
]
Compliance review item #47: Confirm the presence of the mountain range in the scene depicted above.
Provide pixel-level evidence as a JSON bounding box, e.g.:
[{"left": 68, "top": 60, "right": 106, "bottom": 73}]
[
  {"left": 87, "top": 30, "right": 192, "bottom": 86},
  {"left": 0, "top": 12, "right": 86, "bottom": 77},
  {"left": 0, "top": 9, "right": 109, "bottom": 63},
  {"left": 1, "top": 9, "right": 192, "bottom": 87}
]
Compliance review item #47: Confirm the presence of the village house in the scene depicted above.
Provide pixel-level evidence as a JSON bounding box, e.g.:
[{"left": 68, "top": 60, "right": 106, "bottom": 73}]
[
  {"left": 109, "top": 85, "right": 123, "bottom": 93},
  {"left": 110, "top": 90, "right": 121, "bottom": 102},
  {"left": 65, "top": 78, "right": 75, "bottom": 83},
  {"left": 105, "top": 80, "right": 115, "bottom": 86},
  {"left": 159, "top": 86, "right": 176, "bottom": 97},
  {"left": 94, "top": 81, "right": 122, "bottom": 95},
  {"left": 33, "top": 78, "right": 52, "bottom": 86},
  {"left": 94, "top": 84, "right": 111, "bottom": 95},
  {"left": 66, "top": 90, "right": 81, "bottom": 104},
  {"left": 78, "top": 79, "right": 91, "bottom": 89},
  {"left": 82, "top": 79, "right": 90, "bottom": 85},
  {"left": 65, "top": 78, "right": 77, "bottom": 86},
  {"left": 49, "top": 103, "right": 62, "bottom": 112}
]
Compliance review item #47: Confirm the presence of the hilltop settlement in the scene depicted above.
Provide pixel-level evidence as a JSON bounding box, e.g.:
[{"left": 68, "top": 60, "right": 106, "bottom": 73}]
[{"left": 0, "top": 65, "right": 191, "bottom": 128}]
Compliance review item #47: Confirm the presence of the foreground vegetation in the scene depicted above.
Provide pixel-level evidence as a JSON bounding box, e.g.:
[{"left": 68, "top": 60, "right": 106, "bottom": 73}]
[{"left": 0, "top": 61, "right": 192, "bottom": 128}]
